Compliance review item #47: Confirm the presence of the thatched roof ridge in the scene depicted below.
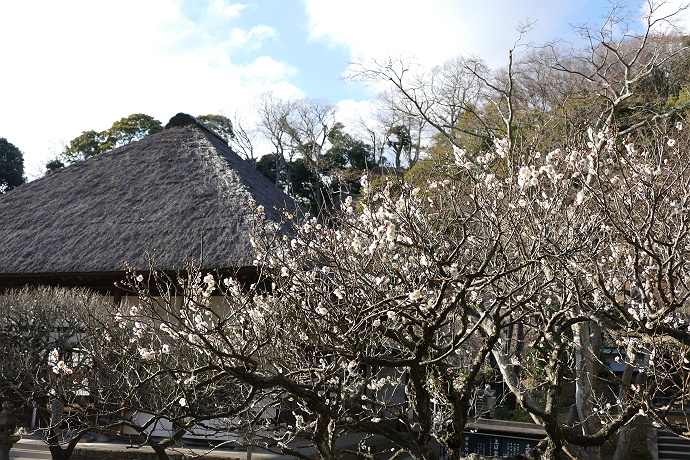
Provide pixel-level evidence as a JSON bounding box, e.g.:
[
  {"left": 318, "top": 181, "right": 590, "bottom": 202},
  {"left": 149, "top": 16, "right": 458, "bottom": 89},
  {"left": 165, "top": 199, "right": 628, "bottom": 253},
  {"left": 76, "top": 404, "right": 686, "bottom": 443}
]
[{"left": 0, "top": 113, "right": 293, "bottom": 275}]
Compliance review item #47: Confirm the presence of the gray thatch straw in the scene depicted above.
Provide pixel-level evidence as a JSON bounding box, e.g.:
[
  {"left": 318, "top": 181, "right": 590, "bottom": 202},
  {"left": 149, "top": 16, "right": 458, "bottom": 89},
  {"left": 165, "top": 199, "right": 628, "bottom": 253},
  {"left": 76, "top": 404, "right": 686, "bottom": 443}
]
[{"left": 0, "top": 113, "right": 293, "bottom": 283}]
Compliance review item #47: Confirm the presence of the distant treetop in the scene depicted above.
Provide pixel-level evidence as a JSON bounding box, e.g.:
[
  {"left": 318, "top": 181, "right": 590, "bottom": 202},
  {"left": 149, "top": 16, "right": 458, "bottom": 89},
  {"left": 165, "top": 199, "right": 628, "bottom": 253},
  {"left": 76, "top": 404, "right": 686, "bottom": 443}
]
[{"left": 0, "top": 137, "right": 25, "bottom": 192}]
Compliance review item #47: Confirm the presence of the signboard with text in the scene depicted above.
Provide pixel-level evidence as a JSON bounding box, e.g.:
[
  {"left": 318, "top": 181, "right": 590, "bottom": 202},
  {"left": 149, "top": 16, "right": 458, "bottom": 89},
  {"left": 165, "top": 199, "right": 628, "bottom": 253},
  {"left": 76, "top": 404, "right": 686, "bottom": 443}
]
[{"left": 459, "top": 431, "right": 542, "bottom": 457}]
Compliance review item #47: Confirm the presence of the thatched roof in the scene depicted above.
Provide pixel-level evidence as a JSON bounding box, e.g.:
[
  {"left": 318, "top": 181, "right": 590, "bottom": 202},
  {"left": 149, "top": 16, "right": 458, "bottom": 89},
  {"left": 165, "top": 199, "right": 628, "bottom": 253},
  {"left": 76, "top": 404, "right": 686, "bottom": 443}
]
[{"left": 0, "top": 113, "right": 293, "bottom": 280}]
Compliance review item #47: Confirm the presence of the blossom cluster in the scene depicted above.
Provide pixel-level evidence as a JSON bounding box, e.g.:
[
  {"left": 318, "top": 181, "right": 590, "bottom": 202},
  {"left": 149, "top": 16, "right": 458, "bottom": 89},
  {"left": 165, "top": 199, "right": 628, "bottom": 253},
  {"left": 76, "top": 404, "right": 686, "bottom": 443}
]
[
  {"left": 48, "top": 348, "right": 72, "bottom": 375},
  {"left": 99, "top": 123, "right": 690, "bottom": 455}
]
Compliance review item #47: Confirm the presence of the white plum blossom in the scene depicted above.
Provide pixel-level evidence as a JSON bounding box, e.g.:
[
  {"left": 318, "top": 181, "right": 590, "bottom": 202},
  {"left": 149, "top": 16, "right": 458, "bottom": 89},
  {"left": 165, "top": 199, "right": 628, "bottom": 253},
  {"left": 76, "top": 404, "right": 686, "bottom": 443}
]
[
  {"left": 493, "top": 138, "right": 509, "bottom": 158},
  {"left": 111, "top": 114, "right": 690, "bottom": 458},
  {"left": 360, "top": 175, "right": 371, "bottom": 194},
  {"left": 138, "top": 347, "right": 155, "bottom": 360},
  {"left": 517, "top": 166, "right": 538, "bottom": 188},
  {"left": 52, "top": 358, "right": 72, "bottom": 375},
  {"left": 408, "top": 289, "right": 422, "bottom": 301},
  {"left": 574, "top": 190, "right": 586, "bottom": 206},
  {"left": 453, "top": 146, "right": 467, "bottom": 165}
]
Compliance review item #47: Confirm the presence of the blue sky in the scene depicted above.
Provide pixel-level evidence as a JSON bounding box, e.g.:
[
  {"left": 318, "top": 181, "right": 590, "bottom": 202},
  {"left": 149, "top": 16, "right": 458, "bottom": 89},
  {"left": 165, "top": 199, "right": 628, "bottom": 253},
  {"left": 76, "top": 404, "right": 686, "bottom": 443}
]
[{"left": 0, "top": 0, "right": 685, "bottom": 178}]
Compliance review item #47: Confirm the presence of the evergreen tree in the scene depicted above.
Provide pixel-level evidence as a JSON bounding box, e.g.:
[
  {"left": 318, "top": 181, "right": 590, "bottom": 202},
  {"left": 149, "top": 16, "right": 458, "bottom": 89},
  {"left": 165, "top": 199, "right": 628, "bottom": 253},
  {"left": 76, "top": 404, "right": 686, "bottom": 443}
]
[{"left": 0, "top": 138, "right": 25, "bottom": 192}]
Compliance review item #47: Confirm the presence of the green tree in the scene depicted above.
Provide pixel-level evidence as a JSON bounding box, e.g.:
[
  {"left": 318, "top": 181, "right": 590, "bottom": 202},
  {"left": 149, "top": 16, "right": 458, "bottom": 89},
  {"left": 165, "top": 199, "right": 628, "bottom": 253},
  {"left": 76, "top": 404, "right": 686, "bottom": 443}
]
[
  {"left": 44, "top": 158, "right": 66, "bottom": 174},
  {"left": 323, "top": 123, "right": 376, "bottom": 201},
  {"left": 255, "top": 153, "right": 278, "bottom": 184},
  {"left": 50, "top": 114, "right": 163, "bottom": 171},
  {"left": 62, "top": 130, "right": 103, "bottom": 164},
  {"left": 255, "top": 153, "right": 316, "bottom": 207},
  {"left": 100, "top": 113, "right": 163, "bottom": 152},
  {"left": 288, "top": 157, "right": 317, "bottom": 205},
  {"left": 324, "top": 122, "right": 375, "bottom": 172},
  {"left": 386, "top": 124, "right": 411, "bottom": 170},
  {"left": 0, "top": 138, "right": 25, "bottom": 192},
  {"left": 405, "top": 132, "right": 453, "bottom": 185},
  {"left": 197, "top": 114, "right": 234, "bottom": 143}
]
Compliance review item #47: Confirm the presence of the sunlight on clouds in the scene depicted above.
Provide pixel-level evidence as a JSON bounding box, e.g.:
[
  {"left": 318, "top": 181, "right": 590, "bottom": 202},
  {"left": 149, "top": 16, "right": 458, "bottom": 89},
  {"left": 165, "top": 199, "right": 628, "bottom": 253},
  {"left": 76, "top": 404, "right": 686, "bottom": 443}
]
[
  {"left": 335, "top": 99, "right": 378, "bottom": 137},
  {"left": 0, "top": 0, "right": 296, "bottom": 176},
  {"left": 207, "top": 0, "right": 247, "bottom": 18},
  {"left": 229, "top": 25, "right": 279, "bottom": 50},
  {"left": 641, "top": 0, "right": 690, "bottom": 34},
  {"left": 236, "top": 56, "right": 303, "bottom": 101},
  {"left": 303, "top": 0, "right": 478, "bottom": 66},
  {"left": 302, "top": 0, "right": 604, "bottom": 68},
  {"left": 239, "top": 56, "right": 299, "bottom": 87},
  {"left": 260, "top": 81, "right": 306, "bottom": 102}
]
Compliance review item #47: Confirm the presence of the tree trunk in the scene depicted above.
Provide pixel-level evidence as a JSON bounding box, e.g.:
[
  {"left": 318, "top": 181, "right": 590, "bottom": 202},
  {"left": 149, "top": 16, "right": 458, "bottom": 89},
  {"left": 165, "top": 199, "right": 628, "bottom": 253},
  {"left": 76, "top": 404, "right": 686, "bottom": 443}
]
[
  {"left": 46, "top": 426, "right": 83, "bottom": 460},
  {"left": 572, "top": 320, "right": 602, "bottom": 460},
  {"left": 312, "top": 415, "right": 337, "bottom": 460},
  {"left": 406, "top": 364, "right": 436, "bottom": 460},
  {"left": 46, "top": 401, "right": 71, "bottom": 460},
  {"left": 151, "top": 444, "right": 171, "bottom": 460},
  {"left": 612, "top": 343, "right": 637, "bottom": 460}
]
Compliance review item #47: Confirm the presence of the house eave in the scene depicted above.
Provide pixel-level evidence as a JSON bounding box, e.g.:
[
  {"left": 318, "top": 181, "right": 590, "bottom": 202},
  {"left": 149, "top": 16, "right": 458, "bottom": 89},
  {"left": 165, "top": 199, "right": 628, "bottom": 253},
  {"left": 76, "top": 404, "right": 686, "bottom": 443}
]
[{"left": 0, "top": 266, "right": 260, "bottom": 294}]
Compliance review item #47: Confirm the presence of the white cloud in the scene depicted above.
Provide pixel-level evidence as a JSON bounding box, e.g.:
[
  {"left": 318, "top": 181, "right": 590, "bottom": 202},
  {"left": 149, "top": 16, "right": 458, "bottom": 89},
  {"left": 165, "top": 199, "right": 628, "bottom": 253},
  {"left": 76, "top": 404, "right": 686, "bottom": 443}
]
[
  {"left": 335, "top": 99, "right": 378, "bottom": 136},
  {"left": 208, "top": 0, "right": 246, "bottom": 18},
  {"left": 7, "top": 0, "right": 687, "bottom": 180},
  {"left": 241, "top": 56, "right": 299, "bottom": 84},
  {"left": 229, "top": 25, "right": 279, "bottom": 50},
  {"left": 641, "top": 0, "right": 690, "bottom": 34},
  {"left": 302, "top": 0, "right": 608, "bottom": 69},
  {"left": 0, "top": 0, "right": 294, "bottom": 178}
]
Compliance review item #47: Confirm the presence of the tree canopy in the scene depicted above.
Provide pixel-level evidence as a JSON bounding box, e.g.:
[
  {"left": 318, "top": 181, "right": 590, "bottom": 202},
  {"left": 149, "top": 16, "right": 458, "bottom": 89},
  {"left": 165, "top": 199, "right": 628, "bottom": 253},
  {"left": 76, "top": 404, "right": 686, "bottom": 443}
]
[
  {"left": 197, "top": 114, "right": 234, "bottom": 143},
  {"left": 0, "top": 137, "right": 25, "bottom": 192},
  {"left": 50, "top": 114, "right": 241, "bottom": 174},
  {"left": 50, "top": 114, "right": 164, "bottom": 170}
]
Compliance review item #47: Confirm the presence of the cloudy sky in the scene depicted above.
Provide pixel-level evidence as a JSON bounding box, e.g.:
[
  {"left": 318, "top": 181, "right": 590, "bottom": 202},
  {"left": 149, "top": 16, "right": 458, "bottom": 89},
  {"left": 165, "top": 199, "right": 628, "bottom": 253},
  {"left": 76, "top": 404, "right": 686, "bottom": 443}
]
[{"left": 0, "top": 0, "right": 686, "bottom": 178}]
